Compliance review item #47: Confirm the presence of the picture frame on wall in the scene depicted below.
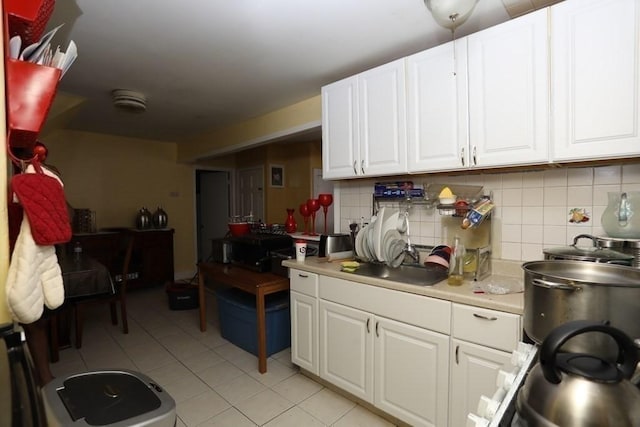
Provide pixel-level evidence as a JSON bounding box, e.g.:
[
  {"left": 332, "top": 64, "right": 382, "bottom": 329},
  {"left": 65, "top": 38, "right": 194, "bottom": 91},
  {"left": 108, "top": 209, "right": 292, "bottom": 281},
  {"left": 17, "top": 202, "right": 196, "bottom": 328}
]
[{"left": 270, "top": 165, "right": 284, "bottom": 188}]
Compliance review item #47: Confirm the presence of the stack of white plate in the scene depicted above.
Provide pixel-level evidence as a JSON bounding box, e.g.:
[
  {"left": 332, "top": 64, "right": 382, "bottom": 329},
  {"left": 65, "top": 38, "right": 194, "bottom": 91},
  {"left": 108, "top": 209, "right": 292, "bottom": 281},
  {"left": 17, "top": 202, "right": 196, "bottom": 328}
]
[{"left": 355, "top": 208, "right": 404, "bottom": 264}]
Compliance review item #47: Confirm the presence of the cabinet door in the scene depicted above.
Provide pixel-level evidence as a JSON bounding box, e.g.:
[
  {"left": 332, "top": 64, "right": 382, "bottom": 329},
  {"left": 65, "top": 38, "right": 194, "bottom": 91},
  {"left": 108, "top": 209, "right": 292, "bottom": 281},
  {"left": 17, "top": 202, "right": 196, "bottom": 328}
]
[
  {"left": 407, "top": 40, "right": 469, "bottom": 173},
  {"left": 319, "top": 300, "right": 374, "bottom": 402},
  {"left": 449, "top": 339, "right": 512, "bottom": 427},
  {"left": 551, "top": 0, "right": 640, "bottom": 161},
  {"left": 467, "top": 8, "right": 549, "bottom": 168},
  {"left": 135, "top": 229, "right": 174, "bottom": 288},
  {"left": 375, "top": 317, "right": 450, "bottom": 427},
  {"left": 359, "top": 59, "right": 407, "bottom": 177},
  {"left": 290, "top": 291, "right": 319, "bottom": 375},
  {"left": 322, "top": 76, "right": 359, "bottom": 179}
]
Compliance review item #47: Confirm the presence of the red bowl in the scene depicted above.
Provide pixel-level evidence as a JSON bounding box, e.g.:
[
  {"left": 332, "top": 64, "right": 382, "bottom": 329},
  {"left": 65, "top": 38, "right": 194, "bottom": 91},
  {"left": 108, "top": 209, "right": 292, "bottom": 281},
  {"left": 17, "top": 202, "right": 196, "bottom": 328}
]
[{"left": 228, "top": 222, "right": 250, "bottom": 236}]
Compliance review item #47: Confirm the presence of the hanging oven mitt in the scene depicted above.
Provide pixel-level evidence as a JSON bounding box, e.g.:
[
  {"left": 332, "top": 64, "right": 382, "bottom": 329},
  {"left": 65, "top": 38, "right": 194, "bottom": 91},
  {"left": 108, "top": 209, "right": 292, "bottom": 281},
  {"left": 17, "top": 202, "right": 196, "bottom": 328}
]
[
  {"left": 6, "top": 161, "right": 67, "bottom": 323},
  {"left": 11, "top": 160, "right": 71, "bottom": 245},
  {"left": 6, "top": 215, "right": 64, "bottom": 323}
]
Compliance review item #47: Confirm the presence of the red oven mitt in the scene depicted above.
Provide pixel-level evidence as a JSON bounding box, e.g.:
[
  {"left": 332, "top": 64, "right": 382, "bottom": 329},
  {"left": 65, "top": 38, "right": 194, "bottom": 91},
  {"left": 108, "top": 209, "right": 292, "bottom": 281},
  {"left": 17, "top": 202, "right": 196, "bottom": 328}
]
[{"left": 11, "top": 160, "right": 71, "bottom": 245}]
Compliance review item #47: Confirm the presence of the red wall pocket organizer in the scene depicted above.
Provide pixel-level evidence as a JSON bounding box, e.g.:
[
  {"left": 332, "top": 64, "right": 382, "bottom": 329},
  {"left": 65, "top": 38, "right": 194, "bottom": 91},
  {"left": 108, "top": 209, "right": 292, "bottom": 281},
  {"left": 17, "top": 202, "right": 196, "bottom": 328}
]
[
  {"left": 6, "top": 59, "right": 61, "bottom": 149},
  {"left": 5, "top": 0, "right": 55, "bottom": 46},
  {"left": 4, "top": 0, "right": 60, "bottom": 153}
]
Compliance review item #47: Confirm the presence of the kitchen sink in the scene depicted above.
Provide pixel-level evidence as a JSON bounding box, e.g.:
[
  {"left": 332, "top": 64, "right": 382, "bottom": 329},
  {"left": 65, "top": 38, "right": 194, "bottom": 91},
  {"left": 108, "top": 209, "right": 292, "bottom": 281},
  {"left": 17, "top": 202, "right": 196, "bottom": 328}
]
[{"left": 350, "top": 262, "right": 448, "bottom": 286}]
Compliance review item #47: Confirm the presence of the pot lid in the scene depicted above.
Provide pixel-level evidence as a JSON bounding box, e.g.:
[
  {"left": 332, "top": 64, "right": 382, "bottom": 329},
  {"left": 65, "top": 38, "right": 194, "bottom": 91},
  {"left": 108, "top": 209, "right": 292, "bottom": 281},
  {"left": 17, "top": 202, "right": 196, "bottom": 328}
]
[
  {"left": 522, "top": 260, "right": 640, "bottom": 287},
  {"left": 544, "top": 234, "right": 634, "bottom": 263}
]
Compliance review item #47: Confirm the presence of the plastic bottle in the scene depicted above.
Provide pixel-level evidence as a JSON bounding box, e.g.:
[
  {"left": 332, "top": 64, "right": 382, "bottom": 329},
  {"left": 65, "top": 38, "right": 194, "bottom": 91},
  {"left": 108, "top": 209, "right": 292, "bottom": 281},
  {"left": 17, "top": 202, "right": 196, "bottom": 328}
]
[
  {"left": 74, "top": 241, "right": 83, "bottom": 261},
  {"left": 448, "top": 236, "right": 465, "bottom": 286}
]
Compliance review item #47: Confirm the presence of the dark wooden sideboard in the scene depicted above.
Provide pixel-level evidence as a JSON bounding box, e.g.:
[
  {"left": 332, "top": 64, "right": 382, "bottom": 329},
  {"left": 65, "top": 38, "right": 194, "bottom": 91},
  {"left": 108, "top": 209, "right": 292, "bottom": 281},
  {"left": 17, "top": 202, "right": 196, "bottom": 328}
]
[{"left": 68, "top": 228, "right": 175, "bottom": 290}]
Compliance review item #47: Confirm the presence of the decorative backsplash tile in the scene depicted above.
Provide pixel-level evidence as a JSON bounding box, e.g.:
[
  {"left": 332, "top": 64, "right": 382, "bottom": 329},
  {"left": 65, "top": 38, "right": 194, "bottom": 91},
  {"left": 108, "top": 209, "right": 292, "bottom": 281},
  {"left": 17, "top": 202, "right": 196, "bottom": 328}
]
[{"left": 335, "top": 162, "right": 640, "bottom": 263}]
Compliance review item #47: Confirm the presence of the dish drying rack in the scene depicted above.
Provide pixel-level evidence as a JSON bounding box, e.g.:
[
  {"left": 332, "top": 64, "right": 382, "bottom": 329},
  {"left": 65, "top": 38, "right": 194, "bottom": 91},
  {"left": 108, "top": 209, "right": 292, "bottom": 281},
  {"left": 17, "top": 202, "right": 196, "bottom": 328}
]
[
  {"left": 372, "top": 183, "right": 493, "bottom": 281},
  {"left": 372, "top": 183, "right": 486, "bottom": 215}
]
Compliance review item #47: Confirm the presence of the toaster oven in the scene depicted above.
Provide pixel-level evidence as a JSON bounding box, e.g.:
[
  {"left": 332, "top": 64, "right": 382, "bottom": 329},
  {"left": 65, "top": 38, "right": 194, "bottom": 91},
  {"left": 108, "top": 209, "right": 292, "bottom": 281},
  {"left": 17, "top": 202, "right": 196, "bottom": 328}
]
[{"left": 229, "top": 234, "right": 292, "bottom": 272}]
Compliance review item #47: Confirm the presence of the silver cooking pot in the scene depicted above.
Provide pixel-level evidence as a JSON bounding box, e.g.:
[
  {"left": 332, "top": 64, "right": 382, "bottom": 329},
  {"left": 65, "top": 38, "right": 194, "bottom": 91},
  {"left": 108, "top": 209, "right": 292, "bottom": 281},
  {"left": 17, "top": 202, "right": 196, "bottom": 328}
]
[
  {"left": 522, "top": 260, "right": 640, "bottom": 358},
  {"left": 543, "top": 234, "right": 633, "bottom": 265}
]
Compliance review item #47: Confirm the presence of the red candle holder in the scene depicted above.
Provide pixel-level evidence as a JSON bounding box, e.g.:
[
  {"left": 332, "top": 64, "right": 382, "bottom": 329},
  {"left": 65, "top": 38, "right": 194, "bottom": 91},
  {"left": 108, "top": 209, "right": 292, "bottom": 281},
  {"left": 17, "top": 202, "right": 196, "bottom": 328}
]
[
  {"left": 306, "top": 198, "right": 321, "bottom": 236},
  {"left": 318, "top": 193, "right": 333, "bottom": 235},
  {"left": 299, "top": 203, "right": 310, "bottom": 235}
]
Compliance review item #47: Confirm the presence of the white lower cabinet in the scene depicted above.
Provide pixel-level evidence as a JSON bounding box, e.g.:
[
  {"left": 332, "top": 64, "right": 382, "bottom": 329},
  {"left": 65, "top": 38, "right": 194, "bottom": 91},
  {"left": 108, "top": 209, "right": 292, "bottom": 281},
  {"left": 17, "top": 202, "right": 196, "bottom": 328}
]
[
  {"left": 319, "top": 299, "right": 450, "bottom": 427},
  {"left": 449, "top": 340, "right": 511, "bottom": 427},
  {"left": 374, "top": 316, "right": 450, "bottom": 427},
  {"left": 290, "top": 272, "right": 521, "bottom": 427},
  {"left": 319, "top": 300, "right": 373, "bottom": 401},
  {"left": 290, "top": 269, "right": 319, "bottom": 375},
  {"left": 448, "top": 303, "right": 521, "bottom": 427}
]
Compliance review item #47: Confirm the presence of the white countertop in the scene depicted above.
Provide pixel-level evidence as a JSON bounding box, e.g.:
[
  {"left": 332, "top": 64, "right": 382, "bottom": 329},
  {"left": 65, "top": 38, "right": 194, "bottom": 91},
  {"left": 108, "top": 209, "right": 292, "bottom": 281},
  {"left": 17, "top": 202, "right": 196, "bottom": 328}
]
[{"left": 283, "top": 257, "right": 524, "bottom": 315}]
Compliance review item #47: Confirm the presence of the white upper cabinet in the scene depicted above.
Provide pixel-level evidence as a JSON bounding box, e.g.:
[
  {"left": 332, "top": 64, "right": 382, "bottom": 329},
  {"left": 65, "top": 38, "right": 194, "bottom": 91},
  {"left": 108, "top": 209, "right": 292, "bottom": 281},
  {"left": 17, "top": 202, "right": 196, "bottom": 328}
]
[
  {"left": 321, "top": 76, "right": 359, "bottom": 179},
  {"left": 551, "top": 0, "right": 640, "bottom": 161},
  {"left": 322, "top": 59, "right": 407, "bottom": 179},
  {"left": 467, "top": 8, "right": 550, "bottom": 168},
  {"left": 407, "top": 40, "right": 469, "bottom": 172}
]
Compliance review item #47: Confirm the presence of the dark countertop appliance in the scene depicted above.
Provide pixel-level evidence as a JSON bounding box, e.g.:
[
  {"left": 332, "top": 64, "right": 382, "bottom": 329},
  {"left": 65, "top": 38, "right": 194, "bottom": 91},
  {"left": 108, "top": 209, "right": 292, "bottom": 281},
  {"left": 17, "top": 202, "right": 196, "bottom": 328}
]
[{"left": 229, "top": 233, "right": 293, "bottom": 272}]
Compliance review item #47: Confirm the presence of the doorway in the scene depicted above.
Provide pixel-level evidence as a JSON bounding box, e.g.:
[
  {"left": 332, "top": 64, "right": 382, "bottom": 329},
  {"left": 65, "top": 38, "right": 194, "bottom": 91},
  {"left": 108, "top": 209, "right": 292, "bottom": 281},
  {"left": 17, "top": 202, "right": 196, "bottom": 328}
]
[
  {"left": 196, "top": 170, "right": 231, "bottom": 262},
  {"left": 237, "top": 166, "right": 265, "bottom": 222}
]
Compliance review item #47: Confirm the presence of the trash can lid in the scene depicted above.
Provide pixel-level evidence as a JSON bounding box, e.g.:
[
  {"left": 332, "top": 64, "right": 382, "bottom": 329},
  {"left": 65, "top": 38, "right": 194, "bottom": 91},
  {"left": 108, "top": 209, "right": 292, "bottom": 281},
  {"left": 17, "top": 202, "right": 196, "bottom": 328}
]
[{"left": 57, "top": 371, "right": 161, "bottom": 425}]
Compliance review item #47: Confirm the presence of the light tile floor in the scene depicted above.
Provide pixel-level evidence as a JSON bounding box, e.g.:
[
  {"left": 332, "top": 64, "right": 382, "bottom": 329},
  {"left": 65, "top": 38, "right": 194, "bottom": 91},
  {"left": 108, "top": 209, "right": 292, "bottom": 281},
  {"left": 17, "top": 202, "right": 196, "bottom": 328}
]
[{"left": 51, "top": 286, "right": 397, "bottom": 427}]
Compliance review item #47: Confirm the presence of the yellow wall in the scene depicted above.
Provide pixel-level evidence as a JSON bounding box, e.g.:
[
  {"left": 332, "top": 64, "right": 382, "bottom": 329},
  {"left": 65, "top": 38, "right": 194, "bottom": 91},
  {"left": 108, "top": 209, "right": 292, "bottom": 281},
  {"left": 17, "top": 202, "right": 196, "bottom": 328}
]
[
  {"left": 233, "top": 140, "right": 322, "bottom": 225},
  {"left": 179, "top": 95, "right": 321, "bottom": 162},
  {"left": 44, "top": 130, "right": 196, "bottom": 278},
  {"left": 265, "top": 141, "right": 321, "bottom": 225}
]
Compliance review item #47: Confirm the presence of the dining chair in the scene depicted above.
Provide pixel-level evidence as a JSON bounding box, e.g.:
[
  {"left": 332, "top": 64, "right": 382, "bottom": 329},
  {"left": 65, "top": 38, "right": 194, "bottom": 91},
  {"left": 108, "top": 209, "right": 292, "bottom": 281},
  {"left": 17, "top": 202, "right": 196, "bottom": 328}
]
[{"left": 74, "top": 232, "right": 135, "bottom": 348}]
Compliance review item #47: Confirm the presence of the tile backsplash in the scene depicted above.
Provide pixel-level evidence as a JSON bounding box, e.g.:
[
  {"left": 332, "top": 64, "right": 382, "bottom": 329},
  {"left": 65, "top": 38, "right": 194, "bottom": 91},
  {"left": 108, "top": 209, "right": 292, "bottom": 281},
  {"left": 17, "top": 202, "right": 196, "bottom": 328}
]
[{"left": 335, "top": 162, "right": 640, "bottom": 262}]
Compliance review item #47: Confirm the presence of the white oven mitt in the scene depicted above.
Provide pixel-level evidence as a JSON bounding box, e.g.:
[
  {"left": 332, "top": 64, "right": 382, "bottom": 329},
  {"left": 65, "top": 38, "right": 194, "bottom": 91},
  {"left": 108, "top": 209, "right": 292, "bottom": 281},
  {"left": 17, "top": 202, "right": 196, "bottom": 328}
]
[
  {"left": 6, "top": 165, "right": 65, "bottom": 324},
  {"left": 6, "top": 215, "right": 65, "bottom": 323}
]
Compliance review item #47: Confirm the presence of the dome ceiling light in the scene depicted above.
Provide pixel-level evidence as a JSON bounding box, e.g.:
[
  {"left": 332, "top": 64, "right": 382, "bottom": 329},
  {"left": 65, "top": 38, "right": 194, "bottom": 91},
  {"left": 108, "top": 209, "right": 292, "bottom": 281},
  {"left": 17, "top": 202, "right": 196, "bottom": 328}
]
[
  {"left": 112, "top": 89, "right": 147, "bottom": 113},
  {"left": 424, "top": 0, "right": 479, "bottom": 31}
]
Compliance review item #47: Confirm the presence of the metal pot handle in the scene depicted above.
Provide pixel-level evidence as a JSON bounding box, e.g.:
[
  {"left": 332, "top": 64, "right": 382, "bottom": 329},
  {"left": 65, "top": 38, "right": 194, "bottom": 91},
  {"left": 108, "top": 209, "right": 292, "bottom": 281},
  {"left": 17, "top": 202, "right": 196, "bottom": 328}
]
[
  {"left": 572, "top": 233, "right": 597, "bottom": 248},
  {"left": 532, "top": 278, "right": 577, "bottom": 291},
  {"left": 540, "top": 320, "right": 639, "bottom": 384}
]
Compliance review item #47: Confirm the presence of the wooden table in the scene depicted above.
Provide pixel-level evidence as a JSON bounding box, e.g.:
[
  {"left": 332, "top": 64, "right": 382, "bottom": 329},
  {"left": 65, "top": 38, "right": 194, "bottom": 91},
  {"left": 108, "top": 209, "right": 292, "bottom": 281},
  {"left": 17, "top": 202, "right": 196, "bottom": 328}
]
[{"left": 197, "top": 262, "right": 290, "bottom": 373}]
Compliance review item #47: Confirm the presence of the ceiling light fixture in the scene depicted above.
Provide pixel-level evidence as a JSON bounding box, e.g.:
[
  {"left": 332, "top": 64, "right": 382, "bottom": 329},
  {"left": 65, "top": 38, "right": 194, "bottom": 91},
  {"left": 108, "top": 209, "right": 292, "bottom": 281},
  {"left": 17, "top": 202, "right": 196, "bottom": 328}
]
[
  {"left": 112, "top": 89, "right": 147, "bottom": 113},
  {"left": 424, "top": 0, "right": 479, "bottom": 30}
]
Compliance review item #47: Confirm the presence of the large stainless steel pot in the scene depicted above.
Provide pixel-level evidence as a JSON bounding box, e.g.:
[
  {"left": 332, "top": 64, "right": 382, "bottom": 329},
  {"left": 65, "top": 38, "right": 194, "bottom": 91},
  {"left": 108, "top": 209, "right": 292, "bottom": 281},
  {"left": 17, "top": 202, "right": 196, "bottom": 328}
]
[
  {"left": 543, "top": 234, "right": 633, "bottom": 265},
  {"left": 522, "top": 260, "right": 640, "bottom": 358}
]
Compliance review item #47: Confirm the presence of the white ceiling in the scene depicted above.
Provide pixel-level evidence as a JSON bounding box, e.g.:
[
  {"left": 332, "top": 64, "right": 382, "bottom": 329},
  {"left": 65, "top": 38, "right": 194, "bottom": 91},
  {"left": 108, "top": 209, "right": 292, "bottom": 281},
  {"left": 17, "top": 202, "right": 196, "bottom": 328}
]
[{"left": 44, "top": 0, "right": 554, "bottom": 144}]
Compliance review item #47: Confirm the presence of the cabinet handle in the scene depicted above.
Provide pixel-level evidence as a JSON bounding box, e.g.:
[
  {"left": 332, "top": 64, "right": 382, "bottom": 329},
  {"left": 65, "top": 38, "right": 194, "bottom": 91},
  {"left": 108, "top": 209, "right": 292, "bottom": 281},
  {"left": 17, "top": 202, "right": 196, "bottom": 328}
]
[
  {"left": 473, "top": 313, "right": 498, "bottom": 321},
  {"left": 353, "top": 161, "right": 358, "bottom": 175},
  {"left": 360, "top": 160, "right": 365, "bottom": 175},
  {"left": 297, "top": 273, "right": 308, "bottom": 278},
  {"left": 366, "top": 318, "right": 370, "bottom": 333},
  {"left": 460, "top": 147, "right": 465, "bottom": 167},
  {"left": 375, "top": 321, "right": 379, "bottom": 337},
  {"left": 472, "top": 146, "right": 477, "bottom": 166},
  {"left": 455, "top": 345, "right": 459, "bottom": 364}
]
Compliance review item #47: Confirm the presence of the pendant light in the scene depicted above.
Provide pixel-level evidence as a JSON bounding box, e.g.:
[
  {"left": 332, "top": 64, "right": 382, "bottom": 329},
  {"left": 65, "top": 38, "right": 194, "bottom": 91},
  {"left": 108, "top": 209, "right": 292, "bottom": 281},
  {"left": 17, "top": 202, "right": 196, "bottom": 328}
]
[{"left": 424, "top": 0, "right": 479, "bottom": 30}]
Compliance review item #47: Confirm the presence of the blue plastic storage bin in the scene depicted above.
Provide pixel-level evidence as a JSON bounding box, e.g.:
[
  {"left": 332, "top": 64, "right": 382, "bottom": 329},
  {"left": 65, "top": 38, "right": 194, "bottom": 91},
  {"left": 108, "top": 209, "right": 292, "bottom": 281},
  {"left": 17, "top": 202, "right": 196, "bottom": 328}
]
[{"left": 215, "top": 288, "right": 291, "bottom": 357}]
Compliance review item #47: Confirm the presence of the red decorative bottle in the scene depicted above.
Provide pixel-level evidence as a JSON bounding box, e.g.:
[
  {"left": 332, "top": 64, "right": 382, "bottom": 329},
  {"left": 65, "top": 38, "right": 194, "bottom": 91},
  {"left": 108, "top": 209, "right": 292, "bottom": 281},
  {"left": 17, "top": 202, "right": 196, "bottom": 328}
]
[{"left": 284, "top": 208, "right": 297, "bottom": 233}]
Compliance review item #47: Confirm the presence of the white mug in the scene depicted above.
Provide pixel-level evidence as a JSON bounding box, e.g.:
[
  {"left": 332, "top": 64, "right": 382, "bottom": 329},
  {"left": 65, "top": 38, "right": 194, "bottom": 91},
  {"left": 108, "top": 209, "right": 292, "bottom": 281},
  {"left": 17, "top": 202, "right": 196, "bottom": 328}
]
[{"left": 295, "top": 241, "right": 307, "bottom": 262}]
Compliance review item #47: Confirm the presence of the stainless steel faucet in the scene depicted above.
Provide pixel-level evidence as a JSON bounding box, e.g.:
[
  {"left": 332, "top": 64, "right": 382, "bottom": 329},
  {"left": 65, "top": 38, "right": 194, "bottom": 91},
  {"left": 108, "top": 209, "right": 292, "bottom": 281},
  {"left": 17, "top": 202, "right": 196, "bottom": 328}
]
[{"left": 401, "top": 210, "right": 419, "bottom": 264}]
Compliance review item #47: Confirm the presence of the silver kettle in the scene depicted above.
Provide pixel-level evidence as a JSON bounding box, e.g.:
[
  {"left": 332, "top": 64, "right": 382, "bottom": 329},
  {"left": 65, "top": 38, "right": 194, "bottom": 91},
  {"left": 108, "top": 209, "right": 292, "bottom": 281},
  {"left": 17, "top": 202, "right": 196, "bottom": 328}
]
[{"left": 516, "top": 320, "right": 640, "bottom": 426}]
